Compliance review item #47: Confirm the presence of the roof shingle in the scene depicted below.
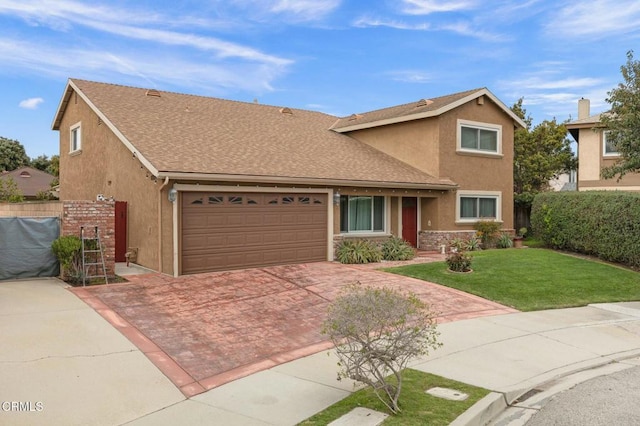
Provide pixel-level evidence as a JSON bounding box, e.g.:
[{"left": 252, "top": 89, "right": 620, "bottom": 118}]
[{"left": 57, "top": 79, "right": 460, "bottom": 188}]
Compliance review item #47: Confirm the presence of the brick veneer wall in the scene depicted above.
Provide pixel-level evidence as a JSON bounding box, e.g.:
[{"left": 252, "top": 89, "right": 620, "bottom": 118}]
[
  {"left": 62, "top": 201, "right": 115, "bottom": 276},
  {"left": 418, "top": 230, "right": 478, "bottom": 251},
  {"left": 419, "top": 229, "right": 515, "bottom": 251}
]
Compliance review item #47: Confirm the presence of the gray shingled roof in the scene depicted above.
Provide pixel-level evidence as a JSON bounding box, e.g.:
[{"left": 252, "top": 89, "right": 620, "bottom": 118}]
[{"left": 55, "top": 79, "right": 457, "bottom": 188}]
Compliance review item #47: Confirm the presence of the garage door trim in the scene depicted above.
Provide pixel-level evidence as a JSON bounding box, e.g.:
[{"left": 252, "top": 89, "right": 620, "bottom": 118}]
[{"left": 171, "top": 184, "right": 335, "bottom": 276}]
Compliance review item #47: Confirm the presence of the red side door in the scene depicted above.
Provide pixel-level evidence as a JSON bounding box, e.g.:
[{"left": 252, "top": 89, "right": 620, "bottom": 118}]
[
  {"left": 401, "top": 197, "right": 418, "bottom": 247},
  {"left": 115, "top": 201, "right": 127, "bottom": 262}
]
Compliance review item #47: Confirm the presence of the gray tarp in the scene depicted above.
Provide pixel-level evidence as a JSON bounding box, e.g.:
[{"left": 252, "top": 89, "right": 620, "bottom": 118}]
[{"left": 0, "top": 217, "right": 60, "bottom": 280}]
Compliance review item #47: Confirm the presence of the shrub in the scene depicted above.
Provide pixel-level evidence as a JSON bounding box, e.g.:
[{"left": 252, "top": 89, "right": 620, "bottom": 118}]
[
  {"left": 51, "top": 235, "right": 82, "bottom": 281},
  {"left": 446, "top": 250, "right": 473, "bottom": 272},
  {"left": 322, "top": 283, "right": 441, "bottom": 414},
  {"left": 465, "top": 235, "right": 482, "bottom": 251},
  {"left": 381, "top": 236, "right": 416, "bottom": 261},
  {"left": 531, "top": 191, "right": 640, "bottom": 268},
  {"left": 449, "top": 238, "right": 467, "bottom": 252},
  {"left": 335, "top": 239, "right": 383, "bottom": 264},
  {"left": 496, "top": 233, "right": 513, "bottom": 249},
  {"left": 474, "top": 220, "right": 501, "bottom": 248},
  {"left": 0, "top": 177, "right": 24, "bottom": 202}
]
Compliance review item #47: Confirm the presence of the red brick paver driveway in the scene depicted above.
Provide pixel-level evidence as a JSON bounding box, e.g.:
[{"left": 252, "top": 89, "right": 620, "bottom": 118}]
[{"left": 71, "top": 260, "right": 516, "bottom": 397}]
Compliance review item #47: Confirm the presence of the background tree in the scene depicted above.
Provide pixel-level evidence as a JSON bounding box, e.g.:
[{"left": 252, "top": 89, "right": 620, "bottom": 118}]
[
  {"left": 47, "top": 155, "right": 60, "bottom": 177},
  {"left": 0, "top": 137, "right": 30, "bottom": 172},
  {"left": 511, "top": 99, "right": 576, "bottom": 229},
  {"left": 601, "top": 50, "right": 640, "bottom": 180},
  {"left": 30, "top": 154, "right": 52, "bottom": 172}
]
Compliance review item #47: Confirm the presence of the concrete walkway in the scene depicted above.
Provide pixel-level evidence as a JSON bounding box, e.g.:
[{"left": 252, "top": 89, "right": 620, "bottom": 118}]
[{"left": 2, "top": 279, "right": 640, "bottom": 425}]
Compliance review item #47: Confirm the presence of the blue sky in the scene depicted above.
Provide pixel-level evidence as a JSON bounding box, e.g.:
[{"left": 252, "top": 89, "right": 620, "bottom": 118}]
[{"left": 1, "top": 0, "right": 639, "bottom": 159}]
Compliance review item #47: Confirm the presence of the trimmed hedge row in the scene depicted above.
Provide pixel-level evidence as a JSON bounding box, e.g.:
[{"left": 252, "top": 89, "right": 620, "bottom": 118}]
[{"left": 531, "top": 191, "right": 640, "bottom": 268}]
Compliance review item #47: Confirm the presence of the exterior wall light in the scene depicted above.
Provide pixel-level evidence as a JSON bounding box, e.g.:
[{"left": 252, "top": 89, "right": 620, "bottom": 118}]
[
  {"left": 168, "top": 188, "right": 178, "bottom": 203},
  {"left": 333, "top": 191, "right": 341, "bottom": 205}
]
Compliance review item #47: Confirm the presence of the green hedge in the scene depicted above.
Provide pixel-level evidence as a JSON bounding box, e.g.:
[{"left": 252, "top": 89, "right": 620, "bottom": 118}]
[{"left": 531, "top": 191, "right": 640, "bottom": 268}]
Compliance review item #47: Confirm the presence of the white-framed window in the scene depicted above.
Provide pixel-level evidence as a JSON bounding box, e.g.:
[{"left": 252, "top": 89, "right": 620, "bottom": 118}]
[
  {"left": 457, "top": 119, "right": 502, "bottom": 155},
  {"left": 70, "top": 122, "right": 82, "bottom": 153},
  {"left": 603, "top": 130, "right": 620, "bottom": 157},
  {"left": 456, "top": 190, "right": 502, "bottom": 223},
  {"left": 339, "top": 195, "right": 385, "bottom": 233}
]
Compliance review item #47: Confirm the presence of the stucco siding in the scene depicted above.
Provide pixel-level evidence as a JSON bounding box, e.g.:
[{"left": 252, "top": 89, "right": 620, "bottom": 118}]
[
  {"left": 437, "top": 100, "right": 514, "bottom": 230},
  {"left": 578, "top": 127, "right": 601, "bottom": 181},
  {"left": 57, "top": 92, "right": 161, "bottom": 271},
  {"left": 346, "top": 119, "right": 440, "bottom": 177}
]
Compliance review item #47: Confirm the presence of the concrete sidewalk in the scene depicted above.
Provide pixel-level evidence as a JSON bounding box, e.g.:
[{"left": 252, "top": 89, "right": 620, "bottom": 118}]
[{"left": 3, "top": 279, "right": 640, "bottom": 425}]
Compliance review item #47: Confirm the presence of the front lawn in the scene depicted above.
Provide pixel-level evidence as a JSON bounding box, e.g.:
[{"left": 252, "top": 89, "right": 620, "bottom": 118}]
[
  {"left": 385, "top": 248, "right": 640, "bottom": 311},
  {"left": 298, "top": 369, "right": 489, "bottom": 425}
]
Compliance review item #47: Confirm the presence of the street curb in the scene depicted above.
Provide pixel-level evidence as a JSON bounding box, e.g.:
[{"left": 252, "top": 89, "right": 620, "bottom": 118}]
[
  {"left": 451, "top": 350, "right": 640, "bottom": 426},
  {"left": 449, "top": 392, "right": 506, "bottom": 426}
]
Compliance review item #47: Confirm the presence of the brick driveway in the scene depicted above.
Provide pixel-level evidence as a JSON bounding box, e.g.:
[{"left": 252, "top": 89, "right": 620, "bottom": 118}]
[{"left": 71, "top": 260, "right": 516, "bottom": 397}]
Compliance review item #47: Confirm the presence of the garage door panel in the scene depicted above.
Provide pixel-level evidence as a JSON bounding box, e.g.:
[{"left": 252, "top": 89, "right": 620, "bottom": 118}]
[{"left": 182, "top": 192, "right": 328, "bottom": 273}]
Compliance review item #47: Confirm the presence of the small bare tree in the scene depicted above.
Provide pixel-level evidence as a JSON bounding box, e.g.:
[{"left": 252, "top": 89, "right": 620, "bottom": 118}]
[{"left": 322, "top": 282, "right": 441, "bottom": 413}]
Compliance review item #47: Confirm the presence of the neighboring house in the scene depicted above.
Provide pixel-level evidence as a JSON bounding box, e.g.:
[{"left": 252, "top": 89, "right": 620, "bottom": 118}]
[
  {"left": 0, "top": 166, "right": 56, "bottom": 199},
  {"left": 52, "top": 79, "right": 525, "bottom": 276},
  {"left": 566, "top": 98, "right": 640, "bottom": 191},
  {"left": 549, "top": 171, "right": 577, "bottom": 192}
]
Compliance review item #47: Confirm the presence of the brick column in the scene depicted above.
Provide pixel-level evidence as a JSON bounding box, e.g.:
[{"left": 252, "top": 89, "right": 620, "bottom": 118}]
[{"left": 62, "top": 201, "right": 116, "bottom": 276}]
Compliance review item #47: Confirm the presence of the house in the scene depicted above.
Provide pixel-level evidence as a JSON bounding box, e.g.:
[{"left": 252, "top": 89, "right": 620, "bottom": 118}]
[
  {"left": 0, "top": 166, "right": 57, "bottom": 199},
  {"left": 566, "top": 98, "right": 640, "bottom": 191},
  {"left": 52, "top": 79, "right": 525, "bottom": 276}
]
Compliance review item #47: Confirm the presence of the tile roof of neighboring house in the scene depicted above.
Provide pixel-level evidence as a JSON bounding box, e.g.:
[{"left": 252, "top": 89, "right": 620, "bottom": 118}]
[
  {"left": 331, "top": 87, "right": 527, "bottom": 132},
  {"left": 53, "top": 79, "right": 457, "bottom": 189},
  {"left": 0, "top": 166, "right": 56, "bottom": 197}
]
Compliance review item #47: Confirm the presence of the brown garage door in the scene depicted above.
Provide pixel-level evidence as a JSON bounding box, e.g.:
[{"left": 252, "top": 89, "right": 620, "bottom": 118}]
[{"left": 181, "top": 192, "right": 328, "bottom": 274}]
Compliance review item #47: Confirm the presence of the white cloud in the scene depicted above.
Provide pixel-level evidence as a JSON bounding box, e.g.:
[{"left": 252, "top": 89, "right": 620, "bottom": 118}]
[
  {"left": 353, "top": 16, "right": 430, "bottom": 30},
  {"left": 19, "top": 97, "right": 44, "bottom": 109},
  {"left": 401, "top": 0, "right": 476, "bottom": 15},
  {"left": 268, "top": 0, "right": 341, "bottom": 20},
  {"left": 386, "top": 70, "right": 433, "bottom": 84},
  {"left": 353, "top": 16, "right": 504, "bottom": 42},
  {"left": 547, "top": 0, "right": 640, "bottom": 38},
  {"left": 227, "top": 0, "right": 341, "bottom": 22},
  {"left": 0, "top": 1, "right": 289, "bottom": 66},
  {"left": 0, "top": 38, "right": 286, "bottom": 94}
]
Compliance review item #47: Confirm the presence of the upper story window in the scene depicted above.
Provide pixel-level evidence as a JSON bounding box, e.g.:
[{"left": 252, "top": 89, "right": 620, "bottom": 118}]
[
  {"left": 70, "top": 122, "right": 82, "bottom": 153},
  {"left": 456, "top": 190, "right": 502, "bottom": 223},
  {"left": 603, "top": 131, "right": 620, "bottom": 156},
  {"left": 340, "top": 195, "right": 385, "bottom": 233},
  {"left": 457, "top": 119, "right": 502, "bottom": 155}
]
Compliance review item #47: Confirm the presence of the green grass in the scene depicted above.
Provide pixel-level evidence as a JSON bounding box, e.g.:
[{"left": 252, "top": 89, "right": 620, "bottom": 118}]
[
  {"left": 298, "top": 369, "right": 489, "bottom": 426},
  {"left": 385, "top": 248, "right": 640, "bottom": 311}
]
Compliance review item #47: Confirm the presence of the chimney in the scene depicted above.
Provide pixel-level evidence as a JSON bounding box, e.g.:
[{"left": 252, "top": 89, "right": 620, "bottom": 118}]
[{"left": 578, "top": 98, "right": 590, "bottom": 120}]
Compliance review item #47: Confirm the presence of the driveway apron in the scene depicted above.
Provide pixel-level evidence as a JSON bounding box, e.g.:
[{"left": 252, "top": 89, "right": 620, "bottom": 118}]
[{"left": 71, "top": 261, "right": 516, "bottom": 396}]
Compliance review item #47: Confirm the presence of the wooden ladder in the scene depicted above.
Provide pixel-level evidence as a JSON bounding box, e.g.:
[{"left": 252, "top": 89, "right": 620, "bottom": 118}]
[{"left": 81, "top": 226, "right": 108, "bottom": 286}]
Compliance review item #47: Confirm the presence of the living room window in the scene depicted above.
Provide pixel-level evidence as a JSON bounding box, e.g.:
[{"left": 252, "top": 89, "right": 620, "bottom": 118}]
[
  {"left": 340, "top": 195, "right": 385, "bottom": 233},
  {"left": 70, "top": 122, "right": 82, "bottom": 153},
  {"left": 457, "top": 119, "right": 502, "bottom": 154},
  {"left": 603, "top": 131, "right": 620, "bottom": 156},
  {"left": 456, "top": 191, "right": 501, "bottom": 223}
]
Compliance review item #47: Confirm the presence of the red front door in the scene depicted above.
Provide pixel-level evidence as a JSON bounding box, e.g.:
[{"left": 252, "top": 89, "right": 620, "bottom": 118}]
[
  {"left": 115, "top": 201, "right": 127, "bottom": 262},
  {"left": 402, "top": 197, "right": 418, "bottom": 247}
]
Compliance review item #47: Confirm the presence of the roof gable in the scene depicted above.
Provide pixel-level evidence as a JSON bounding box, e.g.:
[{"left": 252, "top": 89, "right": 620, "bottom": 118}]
[{"left": 331, "top": 88, "right": 527, "bottom": 132}]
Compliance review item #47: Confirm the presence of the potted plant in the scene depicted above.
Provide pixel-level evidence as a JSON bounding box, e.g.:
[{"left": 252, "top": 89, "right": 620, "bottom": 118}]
[{"left": 513, "top": 227, "right": 528, "bottom": 248}]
